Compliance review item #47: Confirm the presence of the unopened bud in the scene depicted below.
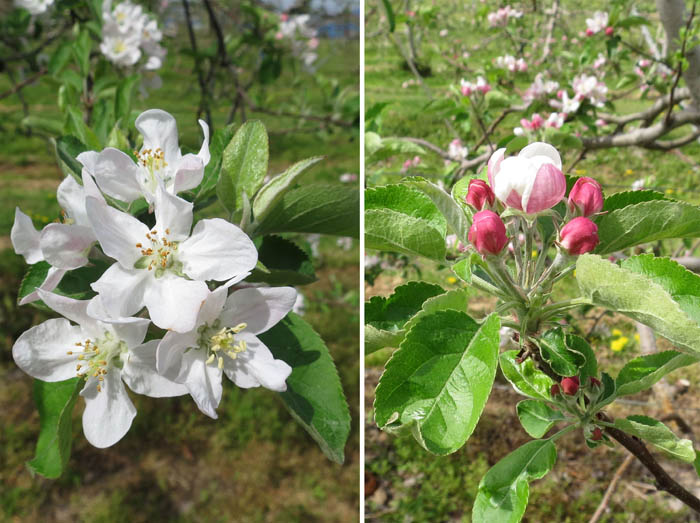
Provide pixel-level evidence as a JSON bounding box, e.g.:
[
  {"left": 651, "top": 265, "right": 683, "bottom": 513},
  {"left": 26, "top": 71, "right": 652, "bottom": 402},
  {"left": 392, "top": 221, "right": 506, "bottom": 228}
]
[
  {"left": 605, "top": 26, "right": 614, "bottom": 36},
  {"left": 560, "top": 217, "right": 599, "bottom": 255},
  {"left": 465, "top": 179, "right": 495, "bottom": 210},
  {"left": 561, "top": 376, "right": 580, "bottom": 395},
  {"left": 589, "top": 377, "right": 602, "bottom": 388},
  {"left": 550, "top": 383, "right": 560, "bottom": 396},
  {"left": 591, "top": 427, "right": 603, "bottom": 441},
  {"left": 468, "top": 210, "right": 508, "bottom": 256},
  {"left": 568, "top": 177, "right": 603, "bottom": 216}
]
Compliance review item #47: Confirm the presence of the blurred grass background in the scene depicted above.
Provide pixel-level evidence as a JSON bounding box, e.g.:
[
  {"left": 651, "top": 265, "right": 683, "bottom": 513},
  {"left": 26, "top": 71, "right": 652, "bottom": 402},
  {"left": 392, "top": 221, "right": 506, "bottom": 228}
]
[{"left": 0, "top": 11, "right": 360, "bottom": 523}]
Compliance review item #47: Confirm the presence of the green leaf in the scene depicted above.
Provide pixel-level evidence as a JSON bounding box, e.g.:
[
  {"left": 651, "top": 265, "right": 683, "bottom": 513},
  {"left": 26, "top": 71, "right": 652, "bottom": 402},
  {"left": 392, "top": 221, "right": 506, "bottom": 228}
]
[
  {"left": 253, "top": 184, "right": 359, "bottom": 238},
  {"left": 538, "top": 328, "right": 582, "bottom": 377},
  {"left": 196, "top": 123, "right": 236, "bottom": 204},
  {"left": 18, "top": 262, "right": 51, "bottom": 305},
  {"left": 402, "top": 177, "right": 470, "bottom": 243},
  {"left": 246, "top": 235, "right": 316, "bottom": 286},
  {"left": 516, "top": 400, "right": 566, "bottom": 438},
  {"left": 65, "top": 107, "right": 100, "bottom": 150},
  {"left": 114, "top": 75, "right": 139, "bottom": 124},
  {"left": 375, "top": 311, "right": 500, "bottom": 455},
  {"left": 602, "top": 190, "right": 666, "bottom": 212},
  {"left": 472, "top": 439, "right": 557, "bottom": 523},
  {"left": 380, "top": 0, "right": 395, "bottom": 32},
  {"left": 252, "top": 156, "right": 324, "bottom": 224},
  {"left": 614, "top": 416, "right": 695, "bottom": 462},
  {"left": 27, "top": 378, "right": 81, "bottom": 478},
  {"left": 403, "top": 288, "right": 471, "bottom": 333},
  {"left": 617, "top": 15, "right": 650, "bottom": 28},
  {"left": 365, "top": 184, "right": 446, "bottom": 260},
  {"left": 566, "top": 334, "right": 597, "bottom": 384},
  {"left": 48, "top": 40, "right": 73, "bottom": 76},
  {"left": 259, "top": 313, "right": 350, "bottom": 464},
  {"left": 615, "top": 351, "right": 698, "bottom": 397},
  {"left": 365, "top": 281, "right": 444, "bottom": 331},
  {"left": 217, "top": 120, "right": 269, "bottom": 215},
  {"left": 576, "top": 254, "right": 700, "bottom": 356},
  {"left": 365, "top": 325, "right": 405, "bottom": 355},
  {"left": 22, "top": 115, "right": 64, "bottom": 136},
  {"left": 55, "top": 135, "right": 89, "bottom": 182},
  {"left": 499, "top": 351, "right": 556, "bottom": 401},
  {"left": 485, "top": 90, "right": 511, "bottom": 110},
  {"left": 72, "top": 28, "right": 92, "bottom": 77},
  {"left": 505, "top": 135, "right": 529, "bottom": 154},
  {"left": 595, "top": 200, "right": 700, "bottom": 254}
]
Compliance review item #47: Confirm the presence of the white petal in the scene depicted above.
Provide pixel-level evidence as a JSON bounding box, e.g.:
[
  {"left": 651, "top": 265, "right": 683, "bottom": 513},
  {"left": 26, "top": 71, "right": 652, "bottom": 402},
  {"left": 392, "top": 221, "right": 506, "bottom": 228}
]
[
  {"left": 153, "top": 184, "right": 192, "bottom": 240},
  {"left": 197, "top": 119, "right": 211, "bottom": 166},
  {"left": 37, "top": 289, "right": 96, "bottom": 329},
  {"left": 223, "top": 333, "right": 291, "bottom": 392},
  {"left": 221, "top": 287, "right": 296, "bottom": 335},
  {"left": 57, "top": 176, "right": 89, "bottom": 225},
  {"left": 86, "top": 197, "right": 149, "bottom": 268},
  {"left": 179, "top": 218, "right": 258, "bottom": 281},
  {"left": 518, "top": 142, "right": 562, "bottom": 170},
  {"left": 172, "top": 154, "right": 204, "bottom": 194},
  {"left": 195, "top": 285, "right": 229, "bottom": 327},
  {"left": 182, "top": 352, "right": 222, "bottom": 419},
  {"left": 85, "top": 296, "right": 151, "bottom": 347},
  {"left": 77, "top": 151, "right": 100, "bottom": 173},
  {"left": 493, "top": 156, "right": 538, "bottom": 206},
  {"left": 40, "top": 223, "right": 94, "bottom": 270},
  {"left": 12, "top": 318, "right": 83, "bottom": 381},
  {"left": 19, "top": 267, "right": 67, "bottom": 306},
  {"left": 91, "top": 148, "right": 143, "bottom": 203},
  {"left": 135, "top": 109, "right": 181, "bottom": 166},
  {"left": 11, "top": 208, "right": 43, "bottom": 264},
  {"left": 123, "top": 340, "right": 189, "bottom": 397},
  {"left": 156, "top": 330, "right": 197, "bottom": 380},
  {"left": 90, "top": 263, "right": 149, "bottom": 318},
  {"left": 81, "top": 170, "right": 105, "bottom": 203},
  {"left": 81, "top": 369, "right": 136, "bottom": 448},
  {"left": 142, "top": 274, "right": 209, "bottom": 332}
]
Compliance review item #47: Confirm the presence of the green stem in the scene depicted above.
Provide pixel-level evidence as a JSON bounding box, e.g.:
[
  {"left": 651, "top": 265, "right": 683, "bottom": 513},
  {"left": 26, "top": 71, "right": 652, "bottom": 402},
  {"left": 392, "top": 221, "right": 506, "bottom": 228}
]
[
  {"left": 538, "top": 297, "right": 589, "bottom": 319},
  {"left": 471, "top": 274, "right": 510, "bottom": 300},
  {"left": 549, "top": 423, "right": 578, "bottom": 442}
]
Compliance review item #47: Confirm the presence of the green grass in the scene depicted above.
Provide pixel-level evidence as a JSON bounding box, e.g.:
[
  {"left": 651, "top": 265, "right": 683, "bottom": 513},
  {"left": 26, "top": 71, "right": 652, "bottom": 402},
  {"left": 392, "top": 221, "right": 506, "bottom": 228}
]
[{"left": 0, "top": 17, "right": 359, "bottom": 523}]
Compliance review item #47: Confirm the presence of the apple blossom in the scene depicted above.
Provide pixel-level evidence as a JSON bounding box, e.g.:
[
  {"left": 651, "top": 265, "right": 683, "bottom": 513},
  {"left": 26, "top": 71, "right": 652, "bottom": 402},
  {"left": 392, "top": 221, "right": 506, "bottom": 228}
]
[
  {"left": 488, "top": 143, "right": 566, "bottom": 214},
  {"left": 78, "top": 109, "right": 210, "bottom": 206},
  {"left": 85, "top": 184, "right": 257, "bottom": 332},
  {"left": 568, "top": 177, "right": 604, "bottom": 216},
  {"left": 523, "top": 73, "right": 559, "bottom": 103},
  {"left": 14, "top": 0, "right": 54, "bottom": 15},
  {"left": 12, "top": 290, "right": 187, "bottom": 448},
  {"left": 156, "top": 285, "right": 297, "bottom": 418},
  {"left": 572, "top": 74, "right": 607, "bottom": 107},
  {"left": 468, "top": 210, "right": 508, "bottom": 256},
  {"left": 465, "top": 179, "right": 495, "bottom": 210},
  {"left": 448, "top": 139, "right": 468, "bottom": 161},
  {"left": 585, "top": 11, "right": 608, "bottom": 35},
  {"left": 545, "top": 112, "right": 565, "bottom": 128},
  {"left": 560, "top": 217, "right": 599, "bottom": 255}
]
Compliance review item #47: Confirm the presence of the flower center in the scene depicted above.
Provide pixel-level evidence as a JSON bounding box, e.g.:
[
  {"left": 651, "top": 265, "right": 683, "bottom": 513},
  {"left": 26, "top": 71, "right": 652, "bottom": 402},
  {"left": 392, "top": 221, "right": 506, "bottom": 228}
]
[
  {"left": 114, "top": 40, "right": 127, "bottom": 54},
  {"left": 134, "top": 148, "right": 169, "bottom": 190},
  {"left": 66, "top": 332, "right": 127, "bottom": 392},
  {"left": 195, "top": 319, "right": 248, "bottom": 370},
  {"left": 134, "top": 228, "right": 180, "bottom": 277}
]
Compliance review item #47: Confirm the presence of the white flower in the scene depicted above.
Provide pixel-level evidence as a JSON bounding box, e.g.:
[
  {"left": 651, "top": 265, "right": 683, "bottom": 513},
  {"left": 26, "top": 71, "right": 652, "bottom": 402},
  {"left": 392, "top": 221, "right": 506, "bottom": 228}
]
[
  {"left": 78, "top": 109, "right": 210, "bottom": 205},
  {"left": 523, "top": 73, "right": 559, "bottom": 103},
  {"left": 550, "top": 91, "right": 580, "bottom": 114},
  {"left": 100, "top": 32, "right": 142, "bottom": 67},
  {"left": 585, "top": 11, "right": 608, "bottom": 34},
  {"left": 572, "top": 74, "right": 608, "bottom": 107},
  {"left": 12, "top": 290, "right": 187, "bottom": 448},
  {"left": 545, "top": 112, "right": 565, "bottom": 129},
  {"left": 11, "top": 173, "right": 101, "bottom": 304},
  {"left": 156, "top": 285, "right": 297, "bottom": 418},
  {"left": 85, "top": 185, "right": 257, "bottom": 332},
  {"left": 448, "top": 138, "right": 468, "bottom": 161},
  {"left": 14, "top": 0, "right": 53, "bottom": 14}
]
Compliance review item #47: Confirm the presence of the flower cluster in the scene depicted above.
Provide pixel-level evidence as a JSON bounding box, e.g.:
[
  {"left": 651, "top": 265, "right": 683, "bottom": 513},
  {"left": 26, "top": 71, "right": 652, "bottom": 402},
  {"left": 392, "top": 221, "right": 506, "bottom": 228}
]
[
  {"left": 101, "top": 0, "right": 166, "bottom": 71},
  {"left": 11, "top": 109, "right": 296, "bottom": 448},
  {"left": 14, "top": 0, "right": 54, "bottom": 15},
  {"left": 494, "top": 55, "right": 528, "bottom": 73},
  {"left": 487, "top": 5, "right": 523, "bottom": 26},
  {"left": 460, "top": 76, "right": 491, "bottom": 97},
  {"left": 276, "top": 13, "right": 320, "bottom": 70},
  {"left": 584, "top": 11, "right": 610, "bottom": 36}
]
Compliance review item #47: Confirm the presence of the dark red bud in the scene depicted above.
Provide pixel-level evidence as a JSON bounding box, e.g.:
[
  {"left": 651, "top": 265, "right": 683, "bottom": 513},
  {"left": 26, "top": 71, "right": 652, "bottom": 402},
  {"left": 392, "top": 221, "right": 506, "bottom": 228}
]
[
  {"left": 561, "top": 376, "right": 580, "bottom": 395},
  {"left": 550, "top": 383, "right": 561, "bottom": 396},
  {"left": 568, "top": 177, "right": 603, "bottom": 216},
  {"left": 592, "top": 427, "right": 603, "bottom": 441},
  {"left": 465, "top": 179, "right": 496, "bottom": 210},
  {"left": 590, "top": 377, "right": 602, "bottom": 387}
]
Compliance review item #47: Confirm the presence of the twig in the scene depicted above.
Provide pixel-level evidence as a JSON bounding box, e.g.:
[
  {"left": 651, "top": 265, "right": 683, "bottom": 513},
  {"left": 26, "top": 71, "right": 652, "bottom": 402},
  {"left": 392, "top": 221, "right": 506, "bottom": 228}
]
[
  {"left": 182, "top": 0, "right": 212, "bottom": 126},
  {"left": 0, "top": 68, "right": 46, "bottom": 101},
  {"left": 664, "top": 0, "right": 696, "bottom": 127},
  {"left": 588, "top": 455, "right": 635, "bottom": 523}
]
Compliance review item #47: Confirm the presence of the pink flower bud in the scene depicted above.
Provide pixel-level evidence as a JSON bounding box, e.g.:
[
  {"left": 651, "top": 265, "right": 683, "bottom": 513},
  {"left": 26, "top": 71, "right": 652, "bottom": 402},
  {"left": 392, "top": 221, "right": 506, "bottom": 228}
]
[
  {"left": 568, "top": 177, "right": 603, "bottom": 216},
  {"left": 468, "top": 210, "right": 508, "bottom": 256},
  {"left": 465, "top": 179, "right": 495, "bottom": 210},
  {"left": 550, "top": 383, "right": 560, "bottom": 396},
  {"left": 585, "top": 28, "right": 594, "bottom": 36},
  {"left": 591, "top": 427, "right": 603, "bottom": 441},
  {"left": 605, "top": 26, "right": 614, "bottom": 36},
  {"left": 560, "top": 217, "right": 599, "bottom": 255},
  {"left": 530, "top": 113, "right": 544, "bottom": 129},
  {"left": 590, "top": 377, "right": 602, "bottom": 388},
  {"left": 561, "top": 376, "right": 579, "bottom": 395}
]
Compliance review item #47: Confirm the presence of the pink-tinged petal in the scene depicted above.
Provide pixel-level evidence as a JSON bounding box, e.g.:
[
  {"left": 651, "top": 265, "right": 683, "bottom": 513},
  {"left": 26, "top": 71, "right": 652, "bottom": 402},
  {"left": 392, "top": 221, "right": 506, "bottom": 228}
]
[
  {"left": 220, "top": 287, "right": 297, "bottom": 335},
  {"left": 122, "top": 340, "right": 189, "bottom": 397},
  {"left": 153, "top": 185, "right": 193, "bottom": 241},
  {"left": 40, "top": 223, "right": 94, "bottom": 270},
  {"left": 86, "top": 197, "right": 149, "bottom": 268},
  {"left": 90, "top": 148, "right": 143, "bottom": 203},
  {"left": 90, "top": 263, "right": 149, "bottom": 318},
  {"left": 81, "top": 369, "right": 136, "bottom": 448},
  {"left": 179, "top": 218, "right": 257, "bottom": 281},
  {"left": 487, "top": 148, "right": 506, "bottom": 187},
  {"left": 57, "top": 176, "right": 88, "bottom": 225},
  {"left": 135, "top": 109, "right": 181, "bottom": 166},
  {"left": 223, "top": 333, "right": 291, "bottom": 392},
  {"left": 492, "top": 156, "right": 536, "bottom": 208},
  {"left": 156, "top": 330, "right": 197, "bottom": 380},
  {"left": 12, "top": 318, "right": 83, "bottom": 381},
  {"left": 172, "top": 154, "right": 204, "bottom": 194},
  {"left": 181, "top": 352, "right": 222, "bottom": 419},
  {"left": 197, "top": 119, "right": 210, "bottom": 166},
  {"left": 37, "top": 289, "right": 94, "bottom": 329},
  {"left": 19, "top": 267, "right": 67, "bottom": 306},
  {"left": 11, "top": 208, "right": 43, "bottom": 264},
  {"left": 505, "top": 189, "right": 524, "bottom": 210},
  {"left": 143, "top": 274, "right": 209, "bottom": 332},
  {"left": 524, "top": 163, "right": 566, "bottom": 213},
  {"left": 518, "top": 142, "right": 562, "bottom": 169}
]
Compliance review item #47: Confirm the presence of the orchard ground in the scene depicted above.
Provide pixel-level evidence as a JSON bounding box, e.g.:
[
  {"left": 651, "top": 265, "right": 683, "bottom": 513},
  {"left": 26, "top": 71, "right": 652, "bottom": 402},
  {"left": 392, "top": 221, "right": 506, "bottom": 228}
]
[
  {"left": 365, "top": 0, "right": 700, "bottom": 520},
  {"left": 0, "top": 34, "right": 360, "bottom": 522}
]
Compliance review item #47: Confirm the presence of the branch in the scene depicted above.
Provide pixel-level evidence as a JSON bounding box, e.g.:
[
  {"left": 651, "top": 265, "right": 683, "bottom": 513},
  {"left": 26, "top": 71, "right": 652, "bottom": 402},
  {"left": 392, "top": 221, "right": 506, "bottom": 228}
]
[
  {"left": 538, "top": 0, "right": 560, "bottom": 64},
  {"left": 0, "top": 68, "right": 46, "bottom": 101},
  {"left": 588, "top": 455, "right": 635, "bottom": 523},
  {"left": 597, "top": 88, "right": 690, "bottom": 127},
  {"left": 182, "top": 0, "right": 212, "bottom": 126},
  {"left": 600, "top": 412, "right": 700, "bottom": 513}
]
